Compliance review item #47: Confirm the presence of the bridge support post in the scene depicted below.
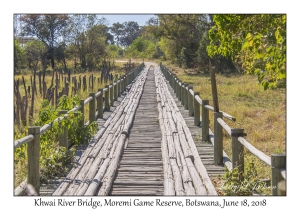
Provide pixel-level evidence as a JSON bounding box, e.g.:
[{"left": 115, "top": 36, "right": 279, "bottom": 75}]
[
  {"left": 27, "top": 126, "right": 40, "bottom": 195},
  {"left": 231, "top": 128, "right": 245, "bottom": 180},
  {"left": 79, "top": 99, "right": 85, "bottom": 127},
  {"left": 172, "top": 74, "right": 175, "bottom": 91},
  {"left": 174, "top": 74, "right": 177, "bottom": 96},
  {"left": 194, "top": 92, "right": 200, "bottom": 126},
  {"left": 110, "top": 84, "right": 114, "bottom": 106},
  {"left": 271, "top": 154, "right": 286, "bottom": 195},
  {"left": 176, "top": 78, "right": 180, "bottom": 99},
  {"left": 89, "top": 92, "right": 96, "bottom": 124},
  {"left": 97, "top": 88, "right": 103, "bottom": 119},
  {"left": 202, "top": 100, "right": 209, "bottom": 142},
  {"left": 122, "top": 76, "right": 126, "bottom": 92},
  {"left": 104, "top": 85, "right": 110, "bottom": 111},
  {"left": 184, "top": 84, "right": 189, "bottom": 110},
  {"left": 178, "top": 80, "right": 181, "bottom": 101},
  {"left": 181, "top": 83, "right": 185, "bottom": 105},
  {"left": 188, "top": 85, "right": 194, "bottom": 116},
  {"left": 114, "top": 82, "right": 117, "bottom": 101},
  {"left": 214, "top": 112, "right": 223, "bottom": 165},
  {"left": 58, "top": 110, "right": 68, "bottom": 148},
  {"left": 118, "top": 79, "right": 121, "bottom": 97}
]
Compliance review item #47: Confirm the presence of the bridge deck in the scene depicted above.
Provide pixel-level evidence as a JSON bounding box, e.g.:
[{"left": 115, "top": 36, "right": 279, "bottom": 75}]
[
  {"left": 165, "top": 79, "right": 225, "bottom": 179},
  {"left": 109, "top": 67, "right": 164, "bottom": 196},
  {"left": 48, "top": 62, "right": 224, "bottom": 196}
]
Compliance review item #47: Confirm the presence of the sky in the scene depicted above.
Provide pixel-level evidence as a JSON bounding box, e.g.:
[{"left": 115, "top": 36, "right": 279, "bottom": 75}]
[{"left": 99, "top": 14, "right": 155, "bottom": 26}]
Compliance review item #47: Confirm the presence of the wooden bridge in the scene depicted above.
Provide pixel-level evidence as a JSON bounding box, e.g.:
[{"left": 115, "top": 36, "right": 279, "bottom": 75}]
[{"left": 14, "top": 62, "right": 286, "bottom": 196}]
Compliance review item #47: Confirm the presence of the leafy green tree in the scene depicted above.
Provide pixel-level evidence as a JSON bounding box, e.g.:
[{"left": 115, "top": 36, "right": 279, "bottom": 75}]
[
  {"left": 14, "top": 39, "right": 26, "bottom": 72},
  {"left": 110, "top": 22, "right": 124, "bottom": 46},
  {"left": 20, "top": 14, "right": 69, "bottom": 70},
  {"left": 207, "top": 14, "right": 286, "bottom": 89},
  {"left": 68, "top": 15, "right": 110, "bottom": 70},
  {"left": 148, "top": 14, "right": 211, "bottom": 68},
  {"left": 112, "top": 21, "right": 140, "bottom": 47}
]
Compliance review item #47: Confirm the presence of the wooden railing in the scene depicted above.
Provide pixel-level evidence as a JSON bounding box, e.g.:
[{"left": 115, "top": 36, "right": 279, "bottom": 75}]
[
  {"left": 14, "top": 62, "right": 145, "bottom": 195},
  {"left": 160, "top": 63, "right": 286, "bottom": 196}
]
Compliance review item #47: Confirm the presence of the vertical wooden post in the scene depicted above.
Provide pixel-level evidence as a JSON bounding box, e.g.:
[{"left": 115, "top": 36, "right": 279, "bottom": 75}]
[
  {"left": 114, "top": 83, "right": 117, "bottom": 101},
  {"left": 79, "top": 99, "right": 85, "bottom": 127},
  {"left": 178, "top": 80, "right": 181, "bottom": 101},
  {"left": 118, "top": 79, "right": 121, "bottom": 97},
  {"left": 210, "top": 60, "right": 219, "bottom": 112},
  {"left": 98, "top": 88, "right": 103, "bottom": 119},
  {"left": 173, "top": 76, "right": 177, "bottom": 96},
  {"left": 176, "top": 77, "right": 179, "bottom": 98},
  {"left": 109, "top": 84, "right": 114, "bottom": 106},
  {"left": 27, "top": 126, "right": 40, "bottom": 195},
  {"left": 271, "top": 154, "right": 286, "bottom": 195},
  {"left": 181, "top": 83, "right": 185, "bottom": 105},
  {"left": 184, "top": 84, "right": 189, "bottom": 110},
  {"left": 58, "top": 110, "right": 68, "bottom": 148},
  {"left": 104, "top": 85, "right": 110, "bottom": 111},
  {"left": 231, "top": 128, "right": 245, "bottom": 180},
  {"left": 194, "top": 92, "right": 200, "bottom": 126},
  {"left": 202, "top": 100, "right": 209, "bottom": 142},
  {"left": 89, "top": 93, "right": 96, "bottom": 124},
  {"left": 120, "top": 77, "right": 124, "bottom": 94},
  {"left": 188, "top": 85, "right": 194, "bottom": 116},
  {"left": 214, "top": 112, "right": 223, "bottom": 165}
]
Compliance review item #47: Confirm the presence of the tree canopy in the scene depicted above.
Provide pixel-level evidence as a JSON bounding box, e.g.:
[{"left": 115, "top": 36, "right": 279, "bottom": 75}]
[{"left": 207, "top": 14, "right": 286, "bottom": 89}]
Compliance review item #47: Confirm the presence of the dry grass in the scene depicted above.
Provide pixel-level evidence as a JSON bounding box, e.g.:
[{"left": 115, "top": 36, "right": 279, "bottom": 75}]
[{"left": 163, "top": 62, "right": 286, "bottom": 182}]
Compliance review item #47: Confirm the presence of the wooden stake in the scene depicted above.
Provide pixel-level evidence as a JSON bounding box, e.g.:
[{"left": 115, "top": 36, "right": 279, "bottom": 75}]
[
  {"left": 209, "top": 59, "right": 219, "bottom": 112},
  {"left": 27, "top": 126, "right": 40, "bottom": 195}
]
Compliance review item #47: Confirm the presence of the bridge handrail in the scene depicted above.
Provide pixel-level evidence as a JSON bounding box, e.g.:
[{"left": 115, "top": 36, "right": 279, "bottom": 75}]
[
  {"left": 14, "top": 62, "right": 145, "bottom": 195},
  {"left": 160, "top": 63, "right": 286, "bottom": 196}
]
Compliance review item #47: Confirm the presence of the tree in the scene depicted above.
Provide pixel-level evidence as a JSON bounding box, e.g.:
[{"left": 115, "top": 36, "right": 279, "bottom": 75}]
[
  {"left": 110, "top": 21, "right": 141, "bottom": 47},
  {"left": 149, "top": 14, "right": 211, "bottom": 68},
  {"left": 14, "top": 39, "right": 26, "bottom": 72},
  {"left": 207, "top": 14, "right": 286, "bottom": 89},
  {"left": 68, "top": 15, "right": 110, "bottom": 70},
  {"left": 110, "top": 22, "right": 124, "bottom": 46},
  {"left": 120, "top": 21, "right": 141, "bottom": 47},
  {"left": 20, "top": 15, "right": 69, "bottom": 71}
]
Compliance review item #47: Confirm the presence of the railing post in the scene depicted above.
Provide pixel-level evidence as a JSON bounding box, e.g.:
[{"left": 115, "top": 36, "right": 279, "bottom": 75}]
[
  {"left": 194, "top": 92, "right": 200, "bottom": 126},
  {"left": 104, "top": 85, "right": 110, "bottom": 111},
  {"left": 97, "top": 88, "right": 103, "bottom": 119},
  {"left": 171, "top": 74, "right": 175, "bottom": 93},
  {"left": 114, "top": 82, "right": 117, "bottom": 101},
  {"left": 89, "top": 92, "right": 96, "bottom": 124},
  {"left": 177, "top": 80, "right": 181, "bottom": 101},
  {"left": 58, "top": 110, "right": 68, "bottom": 148},
  {"left": 109, "top": 83, "right": 114, "bottom": 106},
  {"left": 27, "top": 126, "right": 40, "bottom": 195},
  {"left": 188, "top": 85, "right": 194, "bottom": 116},
  {"left": 181, "top": 83, "right": 185, "bottom": 105},
  {"left": 231, "top": 128, "right": 245, "bottom": 180},
  {"left": 79, "top": 99, "right": 85, "bottom": 127},
  {"left": 118, "top": 79, "right": 121, "bottom": 96},
  {"left": 176, "top": 78, "right": 179, "bottom": 97},
  {"left": 271, "top": 154, "right": 286, "bottom": 195},
  {"left": 184, "top": 84, "right": 189, "bottom": 110},
  {"left": 214, "top": 112, "right": 223, "bottom": 165},
  {"left": 174, "top": 76, "right": 177, "bottom": 95},
  {"left": 123, "top": 76, "right": 126, "bottom": 92},
  {"left": 202, "top": 100, "right": 209, "bottom": 142}
]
